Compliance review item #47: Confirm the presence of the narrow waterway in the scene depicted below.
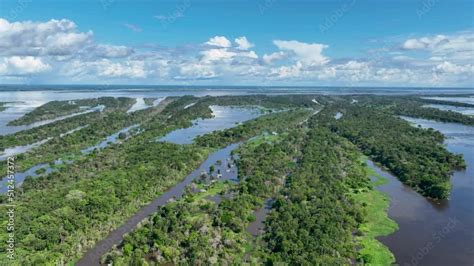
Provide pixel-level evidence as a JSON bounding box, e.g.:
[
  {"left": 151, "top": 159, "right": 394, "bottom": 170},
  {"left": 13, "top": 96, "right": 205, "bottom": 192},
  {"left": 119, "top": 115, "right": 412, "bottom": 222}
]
[
  {"left": 0, "top": 124, "right": 140, "bottom": 193},
  {"left": 0, "top": 104, "right": 104, "bottom": 136},
  {"left": 127, "top": 98, "right": 148, "bottom": 113},
  {"left": 77, "top": 143, "right": 241, "bottom": 266},
  {"left": 81, "top": 124, "right": 140, "bottom": 154},
  {"left": 372, "top": 117, "right": 474, "bottom": 265},
  {"left": 0, "top": 138, "right": 52, "bottom": 161}
]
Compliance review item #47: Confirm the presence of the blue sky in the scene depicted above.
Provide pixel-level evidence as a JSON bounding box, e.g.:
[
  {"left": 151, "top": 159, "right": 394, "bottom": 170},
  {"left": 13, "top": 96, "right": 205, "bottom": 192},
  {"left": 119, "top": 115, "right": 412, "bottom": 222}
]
[{"left": 0, "top": 0, "right": 473, "bottom": 87}]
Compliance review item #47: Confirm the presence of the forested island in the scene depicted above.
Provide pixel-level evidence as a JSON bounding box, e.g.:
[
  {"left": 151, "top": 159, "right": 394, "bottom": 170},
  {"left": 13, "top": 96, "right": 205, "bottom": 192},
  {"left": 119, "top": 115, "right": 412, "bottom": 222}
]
[{"left": 0, "top": 93, "right": 472, "bottom": 265}]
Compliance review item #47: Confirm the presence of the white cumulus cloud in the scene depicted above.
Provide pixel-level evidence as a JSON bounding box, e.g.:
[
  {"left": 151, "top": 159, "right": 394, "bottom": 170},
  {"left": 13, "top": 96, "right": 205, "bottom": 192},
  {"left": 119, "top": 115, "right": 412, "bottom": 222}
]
[
  {"left": 0, "top": 56, "right": 51, "bottom": 75},
  {"left": 234, "top": 36, "right": 254, "bottom": 50},
  {"left": 200, "top": 48, "right": 236, "bottom": 62},
  {"left": 262, "top": 51, "right": 287, "bottom": 64},
  {"left": 205, "top": 36, "right": 232, "bottom": 48},
  {"left": 402, "top": 35, "right": 447, "bottom": 50},
  {"left": 0, "top": 18, "right": 93, "bottom": 56},
  {"left": 273, "top": 40, "right": 329, "bottom": 66}
]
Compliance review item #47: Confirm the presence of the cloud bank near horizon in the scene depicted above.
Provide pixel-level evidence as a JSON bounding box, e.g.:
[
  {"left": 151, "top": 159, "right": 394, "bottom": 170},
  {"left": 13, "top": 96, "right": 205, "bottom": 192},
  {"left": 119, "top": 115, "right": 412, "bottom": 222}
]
[{"left": 0, "top": 18, "right": 473, "bottom": 87}]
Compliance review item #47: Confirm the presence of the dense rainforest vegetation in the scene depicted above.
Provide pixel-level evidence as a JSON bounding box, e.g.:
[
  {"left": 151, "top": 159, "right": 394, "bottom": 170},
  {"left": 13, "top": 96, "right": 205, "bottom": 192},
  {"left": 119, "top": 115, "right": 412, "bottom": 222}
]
[
  {"left": 195, "top": 109, "right": 311, "bottom": 148},
  {"left": 199, "top": 94, "right": 323, "bottom": 109},
  {"left": 103, "top": 127, "right": 304, "bottom": 265},
  {"left": 0, "top": 96, "right": 311, "bottom": 264},
  {"left": 103, "top": 102, "right": 400, "bottom": 265},
  {"left": 354, "top": 95, "right": 474, "bottom": 125},
  {"left": 0, "top": 93, "right": 471, "bottom": 265},
  {"left": 0, "top": 96, "right": 216, "bottom": 264},
  {"left": 316, "top": 102, "right": 465, "bottom": 199},
  {"left": 263, "top": 125, "right": 369, "bottom": 264}
]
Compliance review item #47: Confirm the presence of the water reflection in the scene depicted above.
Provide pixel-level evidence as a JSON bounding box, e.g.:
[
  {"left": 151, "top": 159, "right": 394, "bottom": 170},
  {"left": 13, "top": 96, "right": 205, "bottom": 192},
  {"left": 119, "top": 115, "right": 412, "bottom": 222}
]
[
  {"left": 159, "top": 106, "right": 261, "bottom": 144},
  {"left": 0, "top": 101, "right": 44, "bottom": 134},
  {"left": 0, "top": 163, "right": 50, "bottom": 194},
  {"left": 0, "top": 88, "right": 254, "bottom": 129},
  {"left": 127, "top": 98, "right": 148, "bottom": 113}
]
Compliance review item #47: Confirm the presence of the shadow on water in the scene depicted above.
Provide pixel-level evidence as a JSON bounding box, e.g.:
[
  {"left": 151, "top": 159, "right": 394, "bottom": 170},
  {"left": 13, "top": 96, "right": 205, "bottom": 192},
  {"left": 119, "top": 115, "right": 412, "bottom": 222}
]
[{"left": 370, "top": 116, "right": 474, "bottom": 266}]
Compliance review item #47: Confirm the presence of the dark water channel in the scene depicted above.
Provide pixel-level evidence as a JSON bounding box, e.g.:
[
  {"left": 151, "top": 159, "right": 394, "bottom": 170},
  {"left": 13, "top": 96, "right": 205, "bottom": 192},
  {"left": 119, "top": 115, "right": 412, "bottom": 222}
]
[{"left": 370, "top": 117, "right": 474, "bottom": 265}]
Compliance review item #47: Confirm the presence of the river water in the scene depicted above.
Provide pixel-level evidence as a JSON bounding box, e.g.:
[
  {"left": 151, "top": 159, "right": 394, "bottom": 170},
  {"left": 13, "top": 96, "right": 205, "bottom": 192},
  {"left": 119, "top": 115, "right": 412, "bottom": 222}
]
[
  {"left": 127, "top": 98, "right": 150, "bottom": 113},
  {"left": 159, "top": 105, "right": 261, "bottom": 144},
  {"left": 373, "top": 117, "right": 474, "bottom": 265}
]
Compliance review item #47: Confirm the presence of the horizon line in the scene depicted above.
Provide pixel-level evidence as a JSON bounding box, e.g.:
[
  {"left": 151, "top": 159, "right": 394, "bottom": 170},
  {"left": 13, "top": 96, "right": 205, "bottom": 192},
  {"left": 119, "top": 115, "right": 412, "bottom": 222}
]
[{"left": 0, "top": 84, "right": 473, "bottom": 90}]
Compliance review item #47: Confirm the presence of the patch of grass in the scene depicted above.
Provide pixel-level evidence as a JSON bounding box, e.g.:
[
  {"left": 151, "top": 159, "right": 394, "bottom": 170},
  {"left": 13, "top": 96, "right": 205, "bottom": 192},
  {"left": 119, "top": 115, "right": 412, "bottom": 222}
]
[
  {"left": 367, "top": 165, "right": 389, "bottom": 187},
  {"left": 352, "top": 158, "right": 398, "bottom": 265},
  {"left": 247, "top": 132, "right": 287, "bottom": 148},
  {"left": 188, "top": 181, "right": 230, "bottom": 202}
]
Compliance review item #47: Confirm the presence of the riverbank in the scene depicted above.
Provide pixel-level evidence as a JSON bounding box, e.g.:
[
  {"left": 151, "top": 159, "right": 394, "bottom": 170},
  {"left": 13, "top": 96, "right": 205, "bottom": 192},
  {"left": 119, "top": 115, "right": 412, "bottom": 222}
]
[{"left": 353, "top": 158, "right": 398, "bottom": 265}]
